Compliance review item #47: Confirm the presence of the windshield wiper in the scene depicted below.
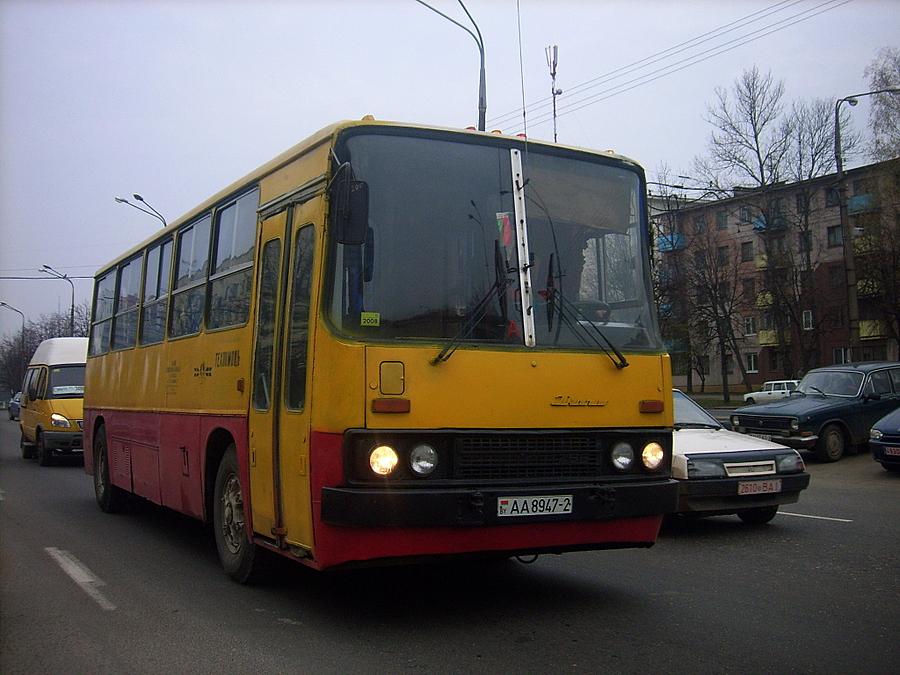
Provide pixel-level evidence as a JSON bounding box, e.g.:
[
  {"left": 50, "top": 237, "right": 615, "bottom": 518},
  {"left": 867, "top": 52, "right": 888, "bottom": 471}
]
[
  {"left": 809, "top": 386, "right": 829, "bottom": 397},
  {"left": 431, "top": 240, "right": 513, "bottom": 365},
  {"left": 545, "top": 284, "right": 629, "bottom": 369}
]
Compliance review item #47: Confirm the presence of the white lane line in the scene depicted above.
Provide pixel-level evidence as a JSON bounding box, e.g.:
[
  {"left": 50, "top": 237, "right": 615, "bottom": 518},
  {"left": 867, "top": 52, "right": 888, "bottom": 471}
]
[
  {"left": 779, "top": 511, "right": 853, "bottom": 523},
  {"left": 45, "top": 548, "right": 116, "bottom": 611}
]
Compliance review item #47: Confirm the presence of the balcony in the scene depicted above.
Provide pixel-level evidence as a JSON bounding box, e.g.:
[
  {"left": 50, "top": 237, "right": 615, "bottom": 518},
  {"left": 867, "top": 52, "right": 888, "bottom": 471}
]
[
  {"left": 756, "top": 291, "right": 773, "bottom": 308},
  {"left": 859, "top": 320, "right": 886, "bottom": 340},
  {"left": 758, "top": 329, "right": 778, "bottom": 346},
  {"left": 848, "top": 194, "right": 877, "bottom": 215},
  {"left": 858, "top": 278, "right": 883, "bottom": 297},
  {"left": 755, "top": 253, "right": 768, "bottom": 269},
  {"left": 853, "top": 235, "right": 878, "bottom": 256},
  {"left": 657, "top": 233, "right": 685, "bottom": 252}
]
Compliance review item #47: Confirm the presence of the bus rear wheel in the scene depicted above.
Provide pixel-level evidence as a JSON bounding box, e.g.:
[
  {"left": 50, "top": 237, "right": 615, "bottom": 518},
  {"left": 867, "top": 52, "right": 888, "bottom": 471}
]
[
  {"left": 213, "top": 446, "right": 259, "bottom": 583},
  {"left": 94, "top": 426, "right": 126, "bottom": 513}
]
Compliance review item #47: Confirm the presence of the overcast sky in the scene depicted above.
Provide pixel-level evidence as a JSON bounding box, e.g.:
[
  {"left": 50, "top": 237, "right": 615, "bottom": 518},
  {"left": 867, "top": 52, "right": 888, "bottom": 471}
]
[{"left": 1, "top": 0, "right": 897, "bottom": 338}]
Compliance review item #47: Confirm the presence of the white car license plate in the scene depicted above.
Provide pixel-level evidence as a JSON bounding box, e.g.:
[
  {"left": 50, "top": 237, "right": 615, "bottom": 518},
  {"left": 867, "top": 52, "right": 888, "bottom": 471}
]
[
  {"left": 497, "top": 495, "right": 573, "bottom": 517},
  {"left": 737, "top": 479, "right": 782, "bottom": 495},
  {"left": 749, "top": 433, "right": 773, "bottom": 442},
  {"left": 884, "top": 446, "right": 900, "bottom": 457}
]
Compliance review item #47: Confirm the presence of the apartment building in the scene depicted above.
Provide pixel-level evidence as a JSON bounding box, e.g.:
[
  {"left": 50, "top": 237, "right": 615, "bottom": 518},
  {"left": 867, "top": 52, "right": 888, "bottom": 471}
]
[{"left": 650, "top": 158, "right": 899, "bottom": 392}]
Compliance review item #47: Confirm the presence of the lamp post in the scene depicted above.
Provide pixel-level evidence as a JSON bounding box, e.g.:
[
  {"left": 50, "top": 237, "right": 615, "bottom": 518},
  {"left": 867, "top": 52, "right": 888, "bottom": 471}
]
[
  {"left": 41, "top": 265, "right": 75, "bottom": 336},
  {"left": 114, "top": 194, "right": 167, "bottom": 227},
  {"left": 0, "top": 301, "right": 26, "bottom": 388},
  {"left": 415, "top": 0, "right": 486, "bottom": 131},
  {"left": 834, "top": 87, "right": 900, "bottom": 361}
]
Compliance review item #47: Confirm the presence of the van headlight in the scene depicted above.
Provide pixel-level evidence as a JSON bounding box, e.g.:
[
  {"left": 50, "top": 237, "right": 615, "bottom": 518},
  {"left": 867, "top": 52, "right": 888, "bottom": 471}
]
[{"left": 50, "top": 413, "right": 71, "bottom": 428}]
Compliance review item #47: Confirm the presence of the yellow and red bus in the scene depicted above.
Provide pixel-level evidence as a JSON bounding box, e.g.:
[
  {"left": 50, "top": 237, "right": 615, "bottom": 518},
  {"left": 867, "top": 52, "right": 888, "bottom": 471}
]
[{"left": 85, "top": 119, "right": 676, "bottom": 581}]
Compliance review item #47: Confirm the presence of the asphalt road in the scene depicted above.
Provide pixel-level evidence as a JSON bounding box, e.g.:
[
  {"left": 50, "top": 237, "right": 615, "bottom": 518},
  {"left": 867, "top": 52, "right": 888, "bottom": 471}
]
[{"left": 1, "top": 417, "right": 898, "bottom": 674}]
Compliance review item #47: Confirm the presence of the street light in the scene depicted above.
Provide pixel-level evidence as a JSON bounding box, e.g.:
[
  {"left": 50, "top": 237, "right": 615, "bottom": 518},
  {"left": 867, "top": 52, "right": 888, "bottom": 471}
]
[
  {"left": 415, "top": 0, "right": 486, "bottom": 131},
  {"left": 834, "top": 87, "right": 900, "bottom": 361},
  {"left": 0, "top": 301, "right": 26, "bottom": 389},
  {"left": 41, "top": 265, "right": 75, "bottom": 337},
  {"left": 114, "top": 194, "right": 167, "bottom": 227}
]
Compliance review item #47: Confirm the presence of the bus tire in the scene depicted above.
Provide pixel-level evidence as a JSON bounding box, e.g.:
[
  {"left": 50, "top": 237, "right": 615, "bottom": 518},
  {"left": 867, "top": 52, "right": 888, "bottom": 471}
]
[
  {"left": 37, "top": 431, "right": 53, "bottom": 466},
  {"left": 94, "top": 426, "right": 126, "bottom": 513},
  {"left": 213, "top": 446, "right": 259, "bottom": 583},
  {"left": 21, "top": 431, "right": 36, "bottom": 460}
]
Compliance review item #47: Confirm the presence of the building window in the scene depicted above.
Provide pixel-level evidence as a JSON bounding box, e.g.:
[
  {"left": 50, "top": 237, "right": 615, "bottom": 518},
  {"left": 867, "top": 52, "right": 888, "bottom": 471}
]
[
  {"left": 717, "top": 245, "right": 729, "bottom": 265},
  {"left": 740, "top": 241, "right": 753, "bottom": 262},
  {"left": 761, "top": 312, "right": 774, "bottom": 331},
  {"left": 740, "top": 206, "right": 752, "bottom": 223},
  {"left": 798, "top": 231, "right": 811, "bottom": 254},
  {"left": 693, "top": 215, "right": 707, "bottom": 234},
  {"left": 827, "top": 225, "right": 843, "bottom": 247},
  {"left": 795, "top": 192, "right": 810, "bottom": 214},
  {"left": 746, "top": 353, "right": 759, "bottom": 373},
  {"left": 825, "top": 187, "right": 840, "bottom": 207},
  {"left": 716, "top": 210, "right": 728, "bottom": 230},
  {"left": 829, "top": 265, "right": 844, "bottom": 288},
  {"left": 770, "top": 350, "right": 780, "bottom": 371},
  {"left": 699, "top": 355, "right": 710, "bottom": 375},
  {"left": 833, "top": 347, "right": 850, "bottom": 364},
  {"left": 744, "top": 316, "right": 756, "bottom": 336},
  {"left": 741, "top": 277, "right": 756, "bottom": 300},
  {"left": 726, "top": 353, "right": 734, "bottom": 375},
  {"left": 802, "top": 309, "right": 813, "bottom": 330}
]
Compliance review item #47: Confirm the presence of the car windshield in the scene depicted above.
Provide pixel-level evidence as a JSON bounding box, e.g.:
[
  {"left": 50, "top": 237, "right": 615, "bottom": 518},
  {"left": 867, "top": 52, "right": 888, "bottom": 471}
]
[
  {"left": 325, "top": 131, "right": 663, "bottom": 354},
  {"left": 47, "top": 365, "right": 85, "bottom": 398},
  {"left": 673, "top": 390, "right": 721, "bottom": 428},
  {"left": 796, "top": 370, "right": 863, "bottom": 397}
]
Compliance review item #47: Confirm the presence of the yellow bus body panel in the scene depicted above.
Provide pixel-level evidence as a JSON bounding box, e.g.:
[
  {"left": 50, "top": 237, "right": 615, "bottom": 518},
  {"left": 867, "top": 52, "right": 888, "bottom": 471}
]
[{"left": 362, "top": 348, "right": 672, "bottom": 429}]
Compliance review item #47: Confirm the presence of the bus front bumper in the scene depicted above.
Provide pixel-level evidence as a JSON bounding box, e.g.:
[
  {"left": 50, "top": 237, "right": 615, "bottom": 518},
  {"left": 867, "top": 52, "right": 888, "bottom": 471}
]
[{"left": 321, "top": 479, "right": 679, "bottom": 528}]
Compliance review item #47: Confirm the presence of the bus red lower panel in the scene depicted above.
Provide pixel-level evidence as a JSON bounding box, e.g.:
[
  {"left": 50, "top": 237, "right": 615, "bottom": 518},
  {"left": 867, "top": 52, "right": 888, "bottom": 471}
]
[{"left": 309, "top": 431, "right": 665, "bottom": 570}]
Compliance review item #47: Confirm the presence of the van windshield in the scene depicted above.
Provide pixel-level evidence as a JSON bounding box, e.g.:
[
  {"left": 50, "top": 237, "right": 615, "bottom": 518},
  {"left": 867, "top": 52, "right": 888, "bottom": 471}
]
[{"left": 48, "top": 365, "right": 85, "bottom": 398}]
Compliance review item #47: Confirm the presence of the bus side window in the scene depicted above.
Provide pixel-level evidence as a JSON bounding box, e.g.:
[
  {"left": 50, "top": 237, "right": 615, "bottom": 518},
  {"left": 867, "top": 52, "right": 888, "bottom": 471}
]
[{"left": 286, "top": 226, "right": 315, "bottom": 410}]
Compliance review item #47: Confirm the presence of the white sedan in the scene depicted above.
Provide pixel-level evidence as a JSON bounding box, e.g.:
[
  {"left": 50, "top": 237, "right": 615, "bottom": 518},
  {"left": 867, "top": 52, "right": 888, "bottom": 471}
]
[{"left": 671, "top": 389, "right": 810, "bottom": 524}]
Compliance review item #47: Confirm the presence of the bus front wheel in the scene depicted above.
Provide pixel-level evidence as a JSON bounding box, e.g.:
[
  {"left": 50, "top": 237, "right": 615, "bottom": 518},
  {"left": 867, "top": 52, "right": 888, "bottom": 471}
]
[
  {"left": 94, "top": 426, "right": 126, "bottom": 513},
  {"left": 213, "top": 446, "right": 258, "bottom": 583}
]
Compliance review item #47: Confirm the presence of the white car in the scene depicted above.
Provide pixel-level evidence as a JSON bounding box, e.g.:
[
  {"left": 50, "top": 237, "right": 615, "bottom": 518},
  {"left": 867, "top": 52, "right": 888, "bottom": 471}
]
[
  {"left": 742, "top": 379, "right": 799, "bottom": 404},
  {"left": 671, "top": 389, "right": 810, "bottom": 524}
]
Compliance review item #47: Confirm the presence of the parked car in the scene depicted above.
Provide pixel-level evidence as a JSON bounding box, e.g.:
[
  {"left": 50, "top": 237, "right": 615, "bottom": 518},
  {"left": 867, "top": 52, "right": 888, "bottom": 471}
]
[
  {"left": 743, "top": 380, "right": 799, "bottom": 404},
  {"left": 869, "top": 407, "right": 900, "bottom": 473},
  {"left": 671, "top": 389, "right": 810, "bottom": 524},
  {"left": 8, "top": 391, "right": 21, "bottom": 420},
  {"left": 732, "top": 361, "right": 900, "bottom": 463}
]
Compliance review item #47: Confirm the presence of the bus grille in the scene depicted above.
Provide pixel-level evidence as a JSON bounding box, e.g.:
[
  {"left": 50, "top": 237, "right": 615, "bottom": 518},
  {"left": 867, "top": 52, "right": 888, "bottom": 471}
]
[{"left": 454, "top": 435, "right": 602, "bottom": 480}]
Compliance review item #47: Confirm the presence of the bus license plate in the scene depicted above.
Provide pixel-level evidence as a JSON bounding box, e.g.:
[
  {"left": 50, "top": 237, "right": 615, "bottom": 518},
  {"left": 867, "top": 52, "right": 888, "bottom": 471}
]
[
  {"left": 737, "top": 479, "right": 782, "bottom": 495},
  {"left": 498, "top": 495, "right": 573, "bottom": 517}
]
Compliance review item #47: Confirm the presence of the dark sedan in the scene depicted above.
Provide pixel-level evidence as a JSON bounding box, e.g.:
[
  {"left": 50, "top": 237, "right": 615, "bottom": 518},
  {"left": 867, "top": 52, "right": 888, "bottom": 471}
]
[
  {"left": 870, "top": 407, "right": 900, "bottom": 473},
  {"left": 731, "top": 362, "right": 900, "bottom": 462}
]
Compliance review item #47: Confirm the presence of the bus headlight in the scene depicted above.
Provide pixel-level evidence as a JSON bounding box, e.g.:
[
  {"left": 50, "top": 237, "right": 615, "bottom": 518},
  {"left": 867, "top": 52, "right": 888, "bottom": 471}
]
[
  {"left": 611, "top": 442, "right": 634, "bottom": 471},
  {"left": 369, "top": 445, "right": 399, "bottom": 476},
  {"left": 642, "top": 442, "right": 665, "bottom": 470},
  {"left": 50, "top": 413, "right": 71, "bottom": 428},
  {"left": 409, "top": 444, "right": 438, "bottom": 476}
]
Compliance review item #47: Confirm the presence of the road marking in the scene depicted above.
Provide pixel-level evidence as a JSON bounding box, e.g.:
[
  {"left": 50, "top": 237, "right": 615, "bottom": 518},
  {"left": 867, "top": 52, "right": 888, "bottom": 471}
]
[
  {"left": 779, "top": 511, "right": 853, "bottom": 523},
  {"left": 45, "top": 548, "right": 116, "bottom": 611}
]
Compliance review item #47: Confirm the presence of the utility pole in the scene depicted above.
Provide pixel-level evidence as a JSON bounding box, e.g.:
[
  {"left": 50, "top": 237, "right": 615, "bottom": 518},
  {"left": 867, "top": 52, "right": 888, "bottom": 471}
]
[{"left": 545, "top": 45, "right": 562, "bottom": 143}]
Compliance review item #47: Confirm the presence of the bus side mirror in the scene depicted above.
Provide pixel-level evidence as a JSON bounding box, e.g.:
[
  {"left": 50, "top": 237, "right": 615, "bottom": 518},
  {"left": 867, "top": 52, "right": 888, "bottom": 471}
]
[{"left": 335, "top": 178, "right": 369, "bottom": 246}]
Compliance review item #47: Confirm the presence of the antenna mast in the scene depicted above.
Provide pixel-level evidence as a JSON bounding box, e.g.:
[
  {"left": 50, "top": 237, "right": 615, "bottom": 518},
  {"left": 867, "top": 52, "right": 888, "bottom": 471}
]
[{"left": 545, "top": 45, "right": 562, "bottom": 142}]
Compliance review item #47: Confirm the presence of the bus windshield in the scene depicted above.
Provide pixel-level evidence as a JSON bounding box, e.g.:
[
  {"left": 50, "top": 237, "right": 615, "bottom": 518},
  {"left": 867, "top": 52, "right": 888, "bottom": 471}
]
[
  {"left": 326, "top": 131, "right": 662, "bottom": 353},
  {"left": 48, "top": 365, "right": 85, "bottom": 398}
]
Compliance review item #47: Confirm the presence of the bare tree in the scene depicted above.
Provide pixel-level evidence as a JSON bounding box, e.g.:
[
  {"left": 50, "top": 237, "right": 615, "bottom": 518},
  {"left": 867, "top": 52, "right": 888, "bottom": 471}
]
[{"left": 865, "top": 47, "right": 900, "bottom": 161}]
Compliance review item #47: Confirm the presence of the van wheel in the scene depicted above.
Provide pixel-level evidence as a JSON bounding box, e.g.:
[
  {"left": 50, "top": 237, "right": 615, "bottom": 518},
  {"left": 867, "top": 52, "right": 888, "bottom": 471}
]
[
  {"left": 816, "top": 424, "right": 845, "bottom": 462},
  {"left": 37, "top": 432, "right": 53, "bottom": 466},
  {"left": 737, "top": 505, "right": 778, "bottom": 525},
  {"left": 20, "top": 432, "right": 35, "bottom": 460},
  {"left": 94, "top": 426, "right": 126, "bottom": 513},
  {"left": 214, "top": 445, "right": 259, "bottom": 583}
]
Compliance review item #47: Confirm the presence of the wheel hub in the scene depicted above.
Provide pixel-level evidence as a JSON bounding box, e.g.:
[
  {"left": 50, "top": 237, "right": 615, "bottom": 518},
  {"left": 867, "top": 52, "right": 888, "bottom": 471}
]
[{"left": 221, "top": 474, "right": 245, "bottom": 555}]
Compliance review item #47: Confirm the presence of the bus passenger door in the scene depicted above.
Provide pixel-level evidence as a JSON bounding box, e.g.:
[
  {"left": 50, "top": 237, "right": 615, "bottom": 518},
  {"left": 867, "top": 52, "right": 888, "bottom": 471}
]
[
  {"left": 275, "top": 213, "right": 317, "bottom": 552},
  {"left": 247, "top": 211, "right": 288, "bottom": 541}
]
